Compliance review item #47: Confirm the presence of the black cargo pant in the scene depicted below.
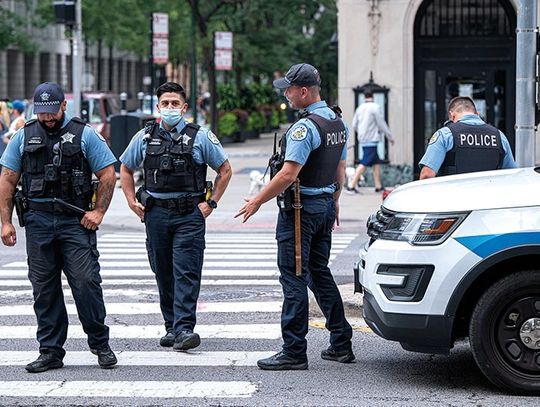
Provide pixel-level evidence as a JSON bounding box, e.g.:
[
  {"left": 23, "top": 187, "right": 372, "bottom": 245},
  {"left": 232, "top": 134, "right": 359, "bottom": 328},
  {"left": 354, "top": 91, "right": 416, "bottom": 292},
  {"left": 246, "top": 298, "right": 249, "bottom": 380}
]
[
  {"left": 276, "top": 196, "right": 353, "bottom": 359},
  {"left": 24, "top": 210, "right": 109, "bottom": 359}
]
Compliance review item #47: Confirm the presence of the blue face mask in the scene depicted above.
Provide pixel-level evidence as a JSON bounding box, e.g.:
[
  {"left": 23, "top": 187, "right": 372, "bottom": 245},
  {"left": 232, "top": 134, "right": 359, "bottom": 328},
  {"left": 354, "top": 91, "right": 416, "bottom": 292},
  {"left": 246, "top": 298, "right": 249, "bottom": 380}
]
[{"left": 160, "top": 108, "right": 183, "bottom": 127}]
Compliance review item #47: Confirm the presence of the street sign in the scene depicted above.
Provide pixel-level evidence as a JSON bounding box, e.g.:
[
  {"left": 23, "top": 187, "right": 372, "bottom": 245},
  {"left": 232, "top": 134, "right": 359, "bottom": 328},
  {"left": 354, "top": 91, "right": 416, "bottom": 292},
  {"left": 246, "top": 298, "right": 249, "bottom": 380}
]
[
  {"left": 215, "top": 31, "right": 233, "bottom": 50},
  {"left": 214, "top": 31, "right": 233, "bottom": 71},
  {"left": 152, "top": 13, "right": 168, "bottom": 38},
  {"left": 153, "top": 38, "right": 169, "bottom": 65},
  {"left": 152, "top": 13, "right": 169, "bottom": 65},
  {"left": 215, "top": 49, "right": 233, "bottom": 71}
]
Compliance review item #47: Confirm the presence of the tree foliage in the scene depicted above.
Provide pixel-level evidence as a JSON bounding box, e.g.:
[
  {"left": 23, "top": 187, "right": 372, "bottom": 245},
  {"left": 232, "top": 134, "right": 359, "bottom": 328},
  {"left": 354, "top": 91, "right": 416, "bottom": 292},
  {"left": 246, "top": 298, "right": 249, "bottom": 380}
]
[{"left": 4, "top": 0, "right": 338, "bottom": 97}]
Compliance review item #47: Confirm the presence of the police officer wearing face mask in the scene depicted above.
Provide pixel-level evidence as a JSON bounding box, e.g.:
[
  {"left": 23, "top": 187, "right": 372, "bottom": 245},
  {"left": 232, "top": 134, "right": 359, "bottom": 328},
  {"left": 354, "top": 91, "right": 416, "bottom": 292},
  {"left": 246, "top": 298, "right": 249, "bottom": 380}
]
[
  {"left": 236, "top": 63, "right": 354, "bottom": 370},
  {"left": 0, "top": 82, "right": 118, "bottom": 372},
  {"left": 120, "top": 82, "right": 232, "bottom": 351},
  {"left": 419, "top": 96, "right": 516, "bottom": 179}
]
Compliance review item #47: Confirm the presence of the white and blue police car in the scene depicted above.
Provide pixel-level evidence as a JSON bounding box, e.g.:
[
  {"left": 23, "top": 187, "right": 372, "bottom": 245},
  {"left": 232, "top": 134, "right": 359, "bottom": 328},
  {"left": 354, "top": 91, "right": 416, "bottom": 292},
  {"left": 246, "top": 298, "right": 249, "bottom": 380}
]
[{"left": 355, "top": 167, "right": 540, "bottom": 394}]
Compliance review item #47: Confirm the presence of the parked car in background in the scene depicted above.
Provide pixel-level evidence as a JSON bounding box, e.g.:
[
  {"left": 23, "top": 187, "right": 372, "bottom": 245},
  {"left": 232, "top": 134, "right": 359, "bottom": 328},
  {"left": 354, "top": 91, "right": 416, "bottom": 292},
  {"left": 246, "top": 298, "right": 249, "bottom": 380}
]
[{"left": 65, "top": 92, "right": 120, "bottom": 141}]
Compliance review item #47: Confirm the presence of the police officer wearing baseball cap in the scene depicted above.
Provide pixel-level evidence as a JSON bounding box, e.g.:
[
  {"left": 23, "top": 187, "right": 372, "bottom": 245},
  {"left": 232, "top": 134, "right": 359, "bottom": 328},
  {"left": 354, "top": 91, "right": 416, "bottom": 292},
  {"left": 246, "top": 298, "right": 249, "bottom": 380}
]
[
  {"left": 236, "top": 63, "right": 354, "bottom": 370},
  {"left": 0, "top": 82, "right": 118, "bottom": 372}
]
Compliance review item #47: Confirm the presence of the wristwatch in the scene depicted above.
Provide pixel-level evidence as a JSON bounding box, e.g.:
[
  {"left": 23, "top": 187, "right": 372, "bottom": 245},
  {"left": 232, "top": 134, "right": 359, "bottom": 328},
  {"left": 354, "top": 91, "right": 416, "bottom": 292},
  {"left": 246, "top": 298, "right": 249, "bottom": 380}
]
[{"left": 206, "top": 199, "right": 218, "bottom": 209}]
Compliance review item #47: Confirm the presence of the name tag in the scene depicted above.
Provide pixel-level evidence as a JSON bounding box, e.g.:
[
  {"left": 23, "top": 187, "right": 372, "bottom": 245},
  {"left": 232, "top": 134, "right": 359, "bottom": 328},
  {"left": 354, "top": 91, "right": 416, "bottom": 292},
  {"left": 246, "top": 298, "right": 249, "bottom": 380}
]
[
  {"left": 458, "top": 133, "right": 499, "bottom": 147},
  {"left": 28, "top": 137, "right": 42, "bottom": 144},
  {"left": 149, "top": 139, "right": 162, "bottom": 146}
]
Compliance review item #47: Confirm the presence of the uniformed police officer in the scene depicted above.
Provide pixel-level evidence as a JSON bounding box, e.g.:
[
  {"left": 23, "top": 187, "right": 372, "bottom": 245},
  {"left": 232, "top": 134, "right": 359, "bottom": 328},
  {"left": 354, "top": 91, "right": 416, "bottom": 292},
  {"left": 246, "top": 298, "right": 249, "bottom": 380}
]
[
  {"left": 236, "top": 63, "right": 354, "bottom": 370},
  {"left": 0, "top": 82, "right": 118, "bottom": 372},
  {"left": 419, "top": 96, "right": 516, "bottom": 179},
  {"left": 120, "top": 82, "right": 232, "bottom": 351}
]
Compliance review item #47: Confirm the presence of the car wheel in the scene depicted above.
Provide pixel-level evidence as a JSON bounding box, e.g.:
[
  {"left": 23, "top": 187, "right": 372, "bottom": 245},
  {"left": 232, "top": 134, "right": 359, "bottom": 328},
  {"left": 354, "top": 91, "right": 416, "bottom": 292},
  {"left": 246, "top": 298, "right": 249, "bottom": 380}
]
[{"left": 469, "top": 270, "right": 540, "bottom": 394}]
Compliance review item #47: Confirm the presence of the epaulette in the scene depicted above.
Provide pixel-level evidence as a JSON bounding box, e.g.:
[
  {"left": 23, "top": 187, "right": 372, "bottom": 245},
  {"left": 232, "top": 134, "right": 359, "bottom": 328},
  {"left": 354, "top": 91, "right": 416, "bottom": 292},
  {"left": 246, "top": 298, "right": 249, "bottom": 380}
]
[{"left": 24, "top": 118, "right": 37, "bottom": 127}]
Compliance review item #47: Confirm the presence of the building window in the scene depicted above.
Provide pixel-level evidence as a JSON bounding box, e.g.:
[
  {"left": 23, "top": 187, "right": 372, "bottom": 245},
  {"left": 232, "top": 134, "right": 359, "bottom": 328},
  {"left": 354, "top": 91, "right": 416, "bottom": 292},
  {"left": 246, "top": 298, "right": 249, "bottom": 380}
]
[{"left": 418, "top": 0, "right": 513, "bottom": 38}]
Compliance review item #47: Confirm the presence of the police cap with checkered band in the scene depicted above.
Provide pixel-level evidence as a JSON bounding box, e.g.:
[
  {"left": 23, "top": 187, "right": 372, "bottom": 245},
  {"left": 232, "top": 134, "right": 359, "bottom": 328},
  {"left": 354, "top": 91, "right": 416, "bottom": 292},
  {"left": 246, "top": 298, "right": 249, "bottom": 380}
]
[{"left": 33, "top": 82, "right": 65, "bottom": 114}]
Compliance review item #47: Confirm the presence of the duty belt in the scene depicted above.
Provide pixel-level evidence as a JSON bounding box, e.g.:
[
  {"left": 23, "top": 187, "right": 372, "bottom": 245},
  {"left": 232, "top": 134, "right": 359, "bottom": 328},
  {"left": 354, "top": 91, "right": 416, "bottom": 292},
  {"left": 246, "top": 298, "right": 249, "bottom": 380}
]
[
  {"left": 27, "top": 199, "right": 86, "bottom": 215},
  {"left": 152, "top": 194, "right": 205, "bottom": 215}
]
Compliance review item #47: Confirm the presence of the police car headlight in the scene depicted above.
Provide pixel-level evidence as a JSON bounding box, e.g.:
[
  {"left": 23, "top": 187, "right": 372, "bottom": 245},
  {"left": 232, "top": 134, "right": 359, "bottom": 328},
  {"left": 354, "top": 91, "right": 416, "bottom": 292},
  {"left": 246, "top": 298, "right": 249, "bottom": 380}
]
[{"left": 379, "top": 213, "right": 468, "bottom": 245}]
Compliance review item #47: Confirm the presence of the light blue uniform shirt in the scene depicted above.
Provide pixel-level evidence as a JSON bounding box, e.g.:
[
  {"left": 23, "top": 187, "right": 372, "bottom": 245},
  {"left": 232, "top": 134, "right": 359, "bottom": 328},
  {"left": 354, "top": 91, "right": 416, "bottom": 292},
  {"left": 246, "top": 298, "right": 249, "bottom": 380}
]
[
  {"left": 284, "top": 101, "right": 349, "bottom": 195},
  {"left": 120, "top": 118, "right": 228, "bottom": 199},
  {"left": 419, "top": 114, "right": 516, "bottom": 174},
  {"left": 0, "top": 114, "right": 117, "bottom": 174}
]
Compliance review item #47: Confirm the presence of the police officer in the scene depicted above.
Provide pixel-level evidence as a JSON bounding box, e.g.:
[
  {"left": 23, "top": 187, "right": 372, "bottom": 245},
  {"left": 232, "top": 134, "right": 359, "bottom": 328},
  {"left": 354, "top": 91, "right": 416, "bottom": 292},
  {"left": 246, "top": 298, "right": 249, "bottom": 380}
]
[
  {"left": 0, "top": 82, "right": 118, "bottom": 372},
  {"left": 120, "top": 82, "right": 232, "bottom": 351},
  {"left": 236, "top": 63, "right": 354, "bottom": 370},
  {"left": 419, "top": 96, "right": 516, "bottom": 179}
]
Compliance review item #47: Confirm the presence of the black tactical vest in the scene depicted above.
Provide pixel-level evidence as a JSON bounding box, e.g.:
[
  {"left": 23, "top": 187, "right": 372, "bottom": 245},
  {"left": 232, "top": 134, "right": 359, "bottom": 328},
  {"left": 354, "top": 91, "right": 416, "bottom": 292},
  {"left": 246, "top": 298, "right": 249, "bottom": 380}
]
[
  {"left": 143, "top": 121, "right": 207, "bottom": 193},
  {"left": 440, "top": 121, "right": 504, "bottom": 176},
  {"left": 281, "top": 111, "right": 347, "bottom": 187},
  {"left": 21, "top": 118, "right": 93, "bottom": 207}
]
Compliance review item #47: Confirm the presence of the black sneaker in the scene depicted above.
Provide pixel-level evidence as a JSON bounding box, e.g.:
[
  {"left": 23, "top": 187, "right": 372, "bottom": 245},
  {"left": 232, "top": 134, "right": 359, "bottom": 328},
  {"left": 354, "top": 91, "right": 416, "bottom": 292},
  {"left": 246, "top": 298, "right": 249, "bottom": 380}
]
[
  {"left": 173, "top": 331, "right": 201, "bottom": 351},
  {"left": 25, "top": 352, "right": 64, "bottom": 373},
  {"left": 344, "top": 186, "right": 359, "bottom": 195},
  {"left": 321, "top": 347, "right": 355, "bottom": 363},
  {"left": 160, "top": 329, "right": 175, "bottom": 347},
  {"left": 257, "top": 351, "right": 308, "bottom": 371},
  {"left": 90, "top": 345, "right": 118, "bottom": 369}
]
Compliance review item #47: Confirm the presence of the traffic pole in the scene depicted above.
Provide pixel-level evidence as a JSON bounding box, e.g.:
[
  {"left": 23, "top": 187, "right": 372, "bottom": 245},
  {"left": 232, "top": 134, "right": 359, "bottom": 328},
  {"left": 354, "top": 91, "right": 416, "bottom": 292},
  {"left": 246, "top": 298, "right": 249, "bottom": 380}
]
[{"left": 515, "top": 0, "right": 537, "bottom": 167}]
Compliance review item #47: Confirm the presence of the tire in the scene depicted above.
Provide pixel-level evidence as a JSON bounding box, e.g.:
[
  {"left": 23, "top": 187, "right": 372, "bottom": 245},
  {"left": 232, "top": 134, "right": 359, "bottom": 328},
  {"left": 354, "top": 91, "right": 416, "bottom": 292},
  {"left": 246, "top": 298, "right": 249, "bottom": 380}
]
[{"left": 469, "top": 270, "right": 540, "bottom": 395}]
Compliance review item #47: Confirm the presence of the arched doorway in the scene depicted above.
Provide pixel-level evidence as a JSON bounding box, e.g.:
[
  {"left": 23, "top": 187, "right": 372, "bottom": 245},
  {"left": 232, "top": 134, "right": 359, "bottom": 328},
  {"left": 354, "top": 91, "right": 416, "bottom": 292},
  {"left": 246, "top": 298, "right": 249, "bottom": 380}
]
[{"left": 413, "top": 0, "right": 516, "bottom": 178}]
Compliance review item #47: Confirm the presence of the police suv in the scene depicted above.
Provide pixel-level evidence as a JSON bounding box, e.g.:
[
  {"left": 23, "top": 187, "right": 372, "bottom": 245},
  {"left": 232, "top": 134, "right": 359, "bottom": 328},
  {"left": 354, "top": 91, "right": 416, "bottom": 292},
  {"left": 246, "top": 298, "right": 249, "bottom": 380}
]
[{"left": 355, "top": 167, "right": 540, "bottom": 394}]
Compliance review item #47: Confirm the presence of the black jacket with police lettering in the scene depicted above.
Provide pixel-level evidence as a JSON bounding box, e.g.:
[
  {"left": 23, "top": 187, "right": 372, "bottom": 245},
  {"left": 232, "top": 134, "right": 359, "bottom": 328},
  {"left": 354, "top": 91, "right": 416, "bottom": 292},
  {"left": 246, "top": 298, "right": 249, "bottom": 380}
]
[
  {"left": 143, "top": 121, "right": 207, "bottom": 193},
  {"left": 439, "top": 120, "right": 504, "bottom": 176},
  {"left": 21, "top": 118, "right": 93, "bottom": 207},
  {"left": 281, "top": 111, "right": 347, "bottom": 188}
]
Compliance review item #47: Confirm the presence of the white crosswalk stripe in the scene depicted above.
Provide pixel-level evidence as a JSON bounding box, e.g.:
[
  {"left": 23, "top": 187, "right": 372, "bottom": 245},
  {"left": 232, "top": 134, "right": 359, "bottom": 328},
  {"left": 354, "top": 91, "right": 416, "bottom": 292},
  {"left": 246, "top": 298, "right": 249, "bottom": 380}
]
[{"left": 0, "top": 231, "right": 358, "bottom": 402}]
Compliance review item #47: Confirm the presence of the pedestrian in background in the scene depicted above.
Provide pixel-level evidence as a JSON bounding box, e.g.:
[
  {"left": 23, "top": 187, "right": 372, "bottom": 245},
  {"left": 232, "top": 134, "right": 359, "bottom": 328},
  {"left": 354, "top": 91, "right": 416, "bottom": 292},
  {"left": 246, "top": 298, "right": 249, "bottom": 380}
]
[
  {"left": 419, "top": 96, "right": 516, "bottom": 179},
  {"left": 3, "top": 99, "right": 25, "bottom": 144},
  {"left": 236, "top": 63, "right": 354, "bottom": 370},
  {"left": 119, "top": 82, "right": 232, "bottom": 352},
  {"left": 0, "top": 82, "right": 118, "bottom": 372},
  {"left": 347, "top": 91, "right": 394, "bottom": 193}
]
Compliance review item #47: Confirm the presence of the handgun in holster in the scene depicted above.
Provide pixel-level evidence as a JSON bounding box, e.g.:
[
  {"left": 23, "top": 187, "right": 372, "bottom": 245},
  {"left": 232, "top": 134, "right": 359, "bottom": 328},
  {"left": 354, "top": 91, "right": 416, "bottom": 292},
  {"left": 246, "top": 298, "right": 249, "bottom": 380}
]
[
  {"left": 13, "top": 189, "right": 27, "bottom": 227},
  {"left": 136, "top": 186, "right": 154, "bottom": 212},
  {"left": 205, "top": 181, "right": 213, "bottom": 201}
]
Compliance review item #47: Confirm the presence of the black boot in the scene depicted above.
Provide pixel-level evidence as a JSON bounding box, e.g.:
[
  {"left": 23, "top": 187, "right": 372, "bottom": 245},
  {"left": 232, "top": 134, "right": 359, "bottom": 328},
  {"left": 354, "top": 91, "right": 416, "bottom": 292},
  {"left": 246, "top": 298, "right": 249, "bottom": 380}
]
[
  {"left": 257, "top": 351, "right": 308, "bottom": 371},
  {"left": 25, "top": 352, "right": 63, "bottom": 373},
  {"left": 90, "top": 344, "right": 118, "bottom": 369},
  {"left": 173, "top": 331, "right": 201, "bottom": 351},
  {"left": 321, "top": 347, "right": 355, "bottom": 363},
  {"left": 160, "top": 329, "right": 175, "bottom": 347}
]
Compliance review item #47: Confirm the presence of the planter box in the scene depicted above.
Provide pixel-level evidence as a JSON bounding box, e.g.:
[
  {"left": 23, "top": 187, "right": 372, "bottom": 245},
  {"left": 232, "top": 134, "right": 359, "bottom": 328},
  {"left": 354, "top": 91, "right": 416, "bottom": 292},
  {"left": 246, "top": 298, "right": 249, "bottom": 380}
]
[{"left": 243, "top": 130, "right": 259, "bottom": 139}]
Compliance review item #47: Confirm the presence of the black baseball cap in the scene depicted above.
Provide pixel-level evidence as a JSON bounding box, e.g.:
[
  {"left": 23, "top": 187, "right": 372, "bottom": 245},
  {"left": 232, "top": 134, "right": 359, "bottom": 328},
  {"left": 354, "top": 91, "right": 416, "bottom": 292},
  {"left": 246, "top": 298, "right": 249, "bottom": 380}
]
[
  {"left": 273, "top": 63, "right": 321, "bottom": 89},
  {"left": 33, "top": 82, "right": 65, "bottom": 114}
]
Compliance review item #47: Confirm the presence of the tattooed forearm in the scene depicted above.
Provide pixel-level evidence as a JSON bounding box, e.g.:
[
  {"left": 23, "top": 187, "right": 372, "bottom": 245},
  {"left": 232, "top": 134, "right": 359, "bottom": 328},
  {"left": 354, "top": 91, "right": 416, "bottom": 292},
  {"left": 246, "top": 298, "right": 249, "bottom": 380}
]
[
  {"left": 0, "top": 167, "right": 21, "bottom": 224},
  {"left": 93, "top": 165, "right": 116, "bottom": 214},
  {"left": 210, "top": 160, "right": 232, "bottom": 202}
]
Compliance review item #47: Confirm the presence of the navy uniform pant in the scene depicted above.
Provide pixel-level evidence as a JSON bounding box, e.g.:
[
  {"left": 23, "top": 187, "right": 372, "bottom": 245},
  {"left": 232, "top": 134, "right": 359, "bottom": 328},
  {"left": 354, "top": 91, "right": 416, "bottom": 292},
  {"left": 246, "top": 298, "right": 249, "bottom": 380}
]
[
  {"left": 144, "top": 206, "right": 205, "bottom": 335},
  {"left": 276, "top": 196, "right": 353, "bottom": 358},
  {"left": 24, "top": 210, "right": 109, "bottom": 358}
]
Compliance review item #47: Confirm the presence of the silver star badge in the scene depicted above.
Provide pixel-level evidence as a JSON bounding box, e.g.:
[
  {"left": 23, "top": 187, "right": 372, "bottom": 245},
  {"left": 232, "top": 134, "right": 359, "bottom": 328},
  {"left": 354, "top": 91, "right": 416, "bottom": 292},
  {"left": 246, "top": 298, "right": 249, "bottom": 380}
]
[
  {"left": 40, "top": 92, "right": 50, "bottom": 102},
  {"left": 61, "top": 133, "right": 76, "bottom": 144},
  {"left": 180, "top": 134, "right": 191, "bottom": 145}
]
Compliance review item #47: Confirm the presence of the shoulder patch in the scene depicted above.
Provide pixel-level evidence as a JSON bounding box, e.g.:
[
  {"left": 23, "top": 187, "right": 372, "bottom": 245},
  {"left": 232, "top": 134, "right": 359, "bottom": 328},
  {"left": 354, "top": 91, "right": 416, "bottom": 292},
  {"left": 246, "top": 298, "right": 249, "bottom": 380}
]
[
  {"left": 290, "top": 125, "right": 308, "bottom": 141},
  {"left": 428, "top": 132, "right": 439, "bottom": 145},
  {"left": 207, "top": 131, "right": 220, "bottom": 145}
]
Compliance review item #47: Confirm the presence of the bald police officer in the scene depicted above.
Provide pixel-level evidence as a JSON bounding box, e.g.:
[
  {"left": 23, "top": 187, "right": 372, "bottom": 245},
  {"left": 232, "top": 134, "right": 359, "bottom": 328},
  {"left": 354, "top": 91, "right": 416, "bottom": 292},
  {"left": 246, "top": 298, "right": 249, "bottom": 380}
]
[
  {"left": 419, "top": 96, "right": 516, "bottom": 179},
  {"left": 0, "top": 82, "right": 118, "bottom": 372},
  {"left": 120, "top": 82, "right": 232, "bottom": 351},
  {"left": 236, "top": 63, "right": 354, "bottom": 370}
]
